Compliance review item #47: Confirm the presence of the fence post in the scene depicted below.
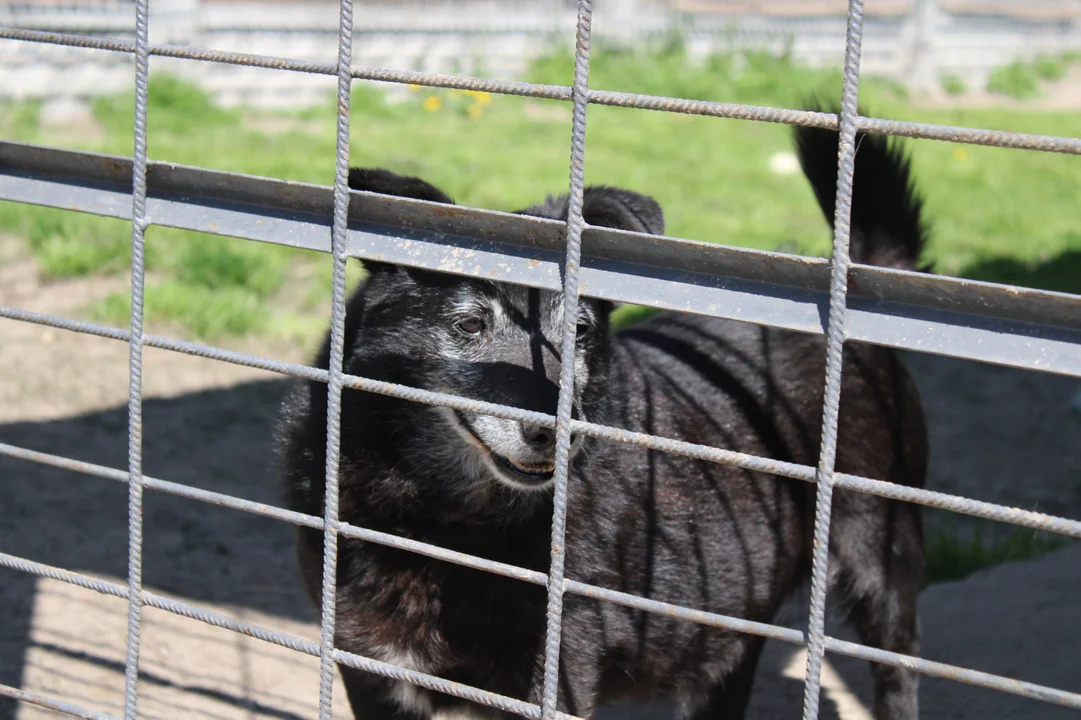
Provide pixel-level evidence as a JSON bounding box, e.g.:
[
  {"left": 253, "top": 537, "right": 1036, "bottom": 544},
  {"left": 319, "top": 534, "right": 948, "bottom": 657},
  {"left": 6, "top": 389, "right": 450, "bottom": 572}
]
[{"left": 907, "top": 0, "right": 940, "bottom": 92}]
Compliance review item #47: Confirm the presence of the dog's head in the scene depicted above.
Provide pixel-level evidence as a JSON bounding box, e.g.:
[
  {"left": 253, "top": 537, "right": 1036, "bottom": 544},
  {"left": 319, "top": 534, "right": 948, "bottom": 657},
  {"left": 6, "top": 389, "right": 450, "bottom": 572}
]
[{"left": 344, "top": 168, "right": 664, "bottom": 493}]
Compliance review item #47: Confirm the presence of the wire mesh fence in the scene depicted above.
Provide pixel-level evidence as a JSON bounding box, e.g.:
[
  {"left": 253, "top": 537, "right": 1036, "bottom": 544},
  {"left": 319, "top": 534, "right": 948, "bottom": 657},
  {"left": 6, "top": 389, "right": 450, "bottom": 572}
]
[{"left": 1, "top": 0, "right": 1080, "bottom": 719}]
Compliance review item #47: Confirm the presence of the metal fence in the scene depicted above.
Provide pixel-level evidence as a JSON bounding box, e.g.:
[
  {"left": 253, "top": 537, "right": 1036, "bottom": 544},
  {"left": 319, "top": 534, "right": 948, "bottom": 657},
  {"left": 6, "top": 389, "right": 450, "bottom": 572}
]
[{"left": 1, "top": 0, "right": 1081, "bottom": 718}]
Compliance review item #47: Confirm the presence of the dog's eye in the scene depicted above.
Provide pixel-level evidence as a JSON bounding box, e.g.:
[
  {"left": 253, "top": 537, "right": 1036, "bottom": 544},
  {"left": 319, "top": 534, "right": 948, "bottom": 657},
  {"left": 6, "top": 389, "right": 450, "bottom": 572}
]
[
  {"left": 576, "top": 322, "right": 592, "bottom": 338},
  {"left": 456, "top": 317, "right": 486, "bottom": 336}
]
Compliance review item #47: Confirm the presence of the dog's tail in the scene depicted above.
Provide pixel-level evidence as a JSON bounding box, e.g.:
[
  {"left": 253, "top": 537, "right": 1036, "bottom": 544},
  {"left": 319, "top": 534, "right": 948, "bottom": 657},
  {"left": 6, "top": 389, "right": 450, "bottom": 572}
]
[{"left": 794, "top": 102, "right": 930, "bottom": 272}]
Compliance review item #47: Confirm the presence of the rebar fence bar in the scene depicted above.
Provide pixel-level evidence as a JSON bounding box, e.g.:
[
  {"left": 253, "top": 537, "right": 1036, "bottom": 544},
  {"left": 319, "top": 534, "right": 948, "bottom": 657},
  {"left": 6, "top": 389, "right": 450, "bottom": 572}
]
[{"left": 1, "top": 0, "right": 1081, "bottom": 718}]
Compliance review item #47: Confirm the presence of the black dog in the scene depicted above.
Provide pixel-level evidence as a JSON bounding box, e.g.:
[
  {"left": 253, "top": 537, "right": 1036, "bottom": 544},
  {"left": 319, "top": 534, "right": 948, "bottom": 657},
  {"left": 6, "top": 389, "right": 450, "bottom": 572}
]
[{"left": 278, "top": 119, "right": 928, "bottom": 719}]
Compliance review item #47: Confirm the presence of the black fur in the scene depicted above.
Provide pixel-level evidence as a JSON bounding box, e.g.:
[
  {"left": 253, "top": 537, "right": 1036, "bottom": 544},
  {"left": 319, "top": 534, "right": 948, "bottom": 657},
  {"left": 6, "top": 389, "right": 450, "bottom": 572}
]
[
  {"left": 520, "top": 186, "right": 666, "bottom": 236},
  {"left": 795, "top": 99, "right": 931, "bottom": 271},
  {"left": 278, "top": 118, "right": 928, "bottom": 719},
  {"left": 348, "top": 167, "right": 456, "bottom": 206}
]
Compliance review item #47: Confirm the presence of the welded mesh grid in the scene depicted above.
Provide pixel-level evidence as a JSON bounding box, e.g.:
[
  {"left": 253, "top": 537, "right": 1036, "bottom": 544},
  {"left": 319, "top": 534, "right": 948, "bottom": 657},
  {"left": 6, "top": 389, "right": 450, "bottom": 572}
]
[{"left": 1, "top": 1, "right": 1081, "bottom": 719}]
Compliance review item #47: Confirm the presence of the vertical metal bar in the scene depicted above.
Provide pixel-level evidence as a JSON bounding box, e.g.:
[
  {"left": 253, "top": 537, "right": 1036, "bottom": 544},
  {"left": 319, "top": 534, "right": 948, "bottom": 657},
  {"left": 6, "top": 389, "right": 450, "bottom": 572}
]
[
  {"left": 540, "top": 2, "right": 594, "bottom": 718},
  {"left": 121, "top": 0, "right": 152, "bottom": 716},
  {"left": 316, "top": 0, "right": 355, "bottom": 716},
  {"left": 800, "top": 2, "right": 866, "bottom": 720}
]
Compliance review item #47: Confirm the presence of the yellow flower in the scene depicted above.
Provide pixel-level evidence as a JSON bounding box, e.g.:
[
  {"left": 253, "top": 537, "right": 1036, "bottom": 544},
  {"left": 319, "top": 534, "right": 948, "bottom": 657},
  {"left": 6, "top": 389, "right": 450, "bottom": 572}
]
[
  {"left": 423, "top": 96, "right": 443, "bottom": 112},
  {"left": 408, "top": 84, "right": 421, "bottom": 93},
  {"left": 954, "top": 147, "right": 968, "bottom": 161},
  {"left": 474, "top": 91, "right": 492, "bottom": 106},
  {"left": 468, "top": 103, "right": 484, "bottom": 118}
]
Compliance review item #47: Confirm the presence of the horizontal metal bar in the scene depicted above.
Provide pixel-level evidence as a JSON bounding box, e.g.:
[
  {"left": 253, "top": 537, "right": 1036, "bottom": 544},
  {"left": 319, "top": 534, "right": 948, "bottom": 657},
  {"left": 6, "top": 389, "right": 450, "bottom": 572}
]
[
  {"left": 3, "top": 141, "right": 1080, "bottom": 376},
  {"left": 564, "top": 578, "right": 1081, "bottom": 715},
  {"left": 0, "top": 440, "right": 549, "bottom": 586},
  {"left": 0, "top": 305, "right": 810, "bottom": 483},
  {"left": 0, "top": 551, "right": 576, "bottom": 720},
  {"left": 0, "top": 683, "right": 118, "bottom": 720},
  {"left": 564, "top": 580, "right": 807, "bottom": 645},
  {"left": 331, "top": 649, "right": 548, "bottom": 719},
  {"left": 857, "top": 116, "right": 1081, "bottom": 154},
  {"left": 823, "top": 637, "right": 1081, "bottom": 710},
  {"left": 0, "top": 437, "right": 805, "bottom": 639},
  {"left": 835, "top": 473, "right": 1081, "bottom": 538},
  {"left": 0, "top": 551, "right": 132, "bottom": 603},
  {"left": 2, "top": 27, "right": 1080, "bottom": 155},
  {"left": 3, "top": 540, "right": 1080, "bottom": 712},
  {"left": 5, "top": 304, "right": 1081, "bottom": 541}
]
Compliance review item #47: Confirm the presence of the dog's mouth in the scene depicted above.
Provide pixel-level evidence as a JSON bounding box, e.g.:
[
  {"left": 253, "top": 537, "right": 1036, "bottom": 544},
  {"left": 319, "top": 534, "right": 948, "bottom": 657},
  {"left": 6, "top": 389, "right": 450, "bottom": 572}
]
[
  {"left": 452, "top": 411, "right": 555, "bottom": 486},
  {"left": 490, "top": 454, "right": 555, "bottom": 484}
]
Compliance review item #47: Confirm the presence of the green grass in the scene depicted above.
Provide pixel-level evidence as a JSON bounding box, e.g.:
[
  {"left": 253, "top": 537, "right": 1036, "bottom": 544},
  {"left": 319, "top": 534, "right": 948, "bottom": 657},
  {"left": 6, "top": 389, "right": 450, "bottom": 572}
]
[
  {"left": 1034, "top": 57, "right": 1068, "bottom": 82},
  {"left": 924, "top": 525, "right": 1073, "bottom": 586},
  {"left": 0, "top": 204, "right": 133, "bottom": 277},
  {"left": 95, "top": 278, "right": 269, "bottom": 338},
  {"left": 611, "top": 303, "right": 667, "bottom": 333},
  {"left": 2, "top": 48, "right": 1080, "bottom": 340},
  {"left": 987, "top": 61, "right": 1042, "bottom": 99},
  {"left": 985, "top": 53, "right": 1081, "bottom": 99},
  {"left": 941, "top": 74, "right": 967, "bottom": 96}
]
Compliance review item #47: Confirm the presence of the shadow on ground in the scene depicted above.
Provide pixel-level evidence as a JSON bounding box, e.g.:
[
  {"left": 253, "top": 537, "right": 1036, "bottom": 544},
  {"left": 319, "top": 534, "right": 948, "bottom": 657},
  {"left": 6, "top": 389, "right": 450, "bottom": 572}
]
[{"left": 0, "top": 379, "right": 314, "bottom": 718}]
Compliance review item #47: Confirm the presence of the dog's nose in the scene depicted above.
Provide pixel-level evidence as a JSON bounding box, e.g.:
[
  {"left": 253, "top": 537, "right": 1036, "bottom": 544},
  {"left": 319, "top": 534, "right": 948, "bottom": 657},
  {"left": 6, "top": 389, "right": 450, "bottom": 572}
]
[{"left": 520, "top": 423, "right": 556, "bottom": 452}]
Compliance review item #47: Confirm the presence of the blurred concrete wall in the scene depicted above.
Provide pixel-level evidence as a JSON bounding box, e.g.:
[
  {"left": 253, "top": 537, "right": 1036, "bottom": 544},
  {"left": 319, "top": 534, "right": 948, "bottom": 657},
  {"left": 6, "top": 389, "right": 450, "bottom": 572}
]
[{"left": 1, "top": 0, "right": 1079, "bottom": 107}]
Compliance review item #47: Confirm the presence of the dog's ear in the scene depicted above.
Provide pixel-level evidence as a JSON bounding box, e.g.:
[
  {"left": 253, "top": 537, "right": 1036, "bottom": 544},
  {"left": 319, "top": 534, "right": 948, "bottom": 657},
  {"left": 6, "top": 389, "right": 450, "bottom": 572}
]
[
  {"left": 516, "top": 187, "right": 665, "bottom": 236},
  {"left": 348, "top": 167, "right": 455, "bottom": 205},
  {"left": 582, "top": 187, "right": 665, "bottom": 236},
  {"left": 359, "top": 259, "right": 398, "bottom": 277},
  {"left": 348, "top": 168, "right": 454, "bottom": 276},
  {"left": 584, "top": 298, "right": 618, "bottom": 321}
]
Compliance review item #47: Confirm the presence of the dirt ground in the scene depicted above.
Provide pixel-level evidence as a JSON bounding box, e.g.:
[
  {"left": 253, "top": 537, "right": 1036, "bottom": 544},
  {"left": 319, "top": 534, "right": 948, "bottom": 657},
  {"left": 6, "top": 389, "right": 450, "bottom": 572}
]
[{"left": 1, "top": 239, "right": 1080, "bottom": 719}]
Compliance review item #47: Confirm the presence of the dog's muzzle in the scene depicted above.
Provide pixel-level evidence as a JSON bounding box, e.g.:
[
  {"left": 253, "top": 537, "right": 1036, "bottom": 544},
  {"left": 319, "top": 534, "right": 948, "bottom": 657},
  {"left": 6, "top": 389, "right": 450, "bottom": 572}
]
[{"left": 452, "top": 410, "right": 557, "bottom": 486}]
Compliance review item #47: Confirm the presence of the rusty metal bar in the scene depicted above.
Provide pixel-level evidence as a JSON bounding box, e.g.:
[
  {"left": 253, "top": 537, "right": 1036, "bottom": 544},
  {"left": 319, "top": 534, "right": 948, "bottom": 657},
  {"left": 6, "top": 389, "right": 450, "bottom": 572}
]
[{"left": 2, "top": 26, "right": 1080, "bottom": 154}]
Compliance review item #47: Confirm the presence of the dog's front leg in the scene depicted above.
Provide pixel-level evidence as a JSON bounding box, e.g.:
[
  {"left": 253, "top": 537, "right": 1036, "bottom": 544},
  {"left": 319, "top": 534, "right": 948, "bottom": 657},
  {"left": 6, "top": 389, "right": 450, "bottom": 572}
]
[{"left": 338, "top": 664, "right": 433, "bottom": 720}]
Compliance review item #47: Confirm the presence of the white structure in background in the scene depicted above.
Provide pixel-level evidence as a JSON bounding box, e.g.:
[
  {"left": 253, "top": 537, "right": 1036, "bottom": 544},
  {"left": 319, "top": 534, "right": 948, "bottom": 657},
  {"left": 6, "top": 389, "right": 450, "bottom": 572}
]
[{"left": 1, "top": 0, "right": 1079, "bottom": 108}]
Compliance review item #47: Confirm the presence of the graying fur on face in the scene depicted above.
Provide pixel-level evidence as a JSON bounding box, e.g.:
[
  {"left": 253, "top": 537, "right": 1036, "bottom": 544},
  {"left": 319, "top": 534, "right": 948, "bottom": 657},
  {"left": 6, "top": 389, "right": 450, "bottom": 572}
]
[{"left": 437, "top": 406, "right": 585, "bottom": 493}]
